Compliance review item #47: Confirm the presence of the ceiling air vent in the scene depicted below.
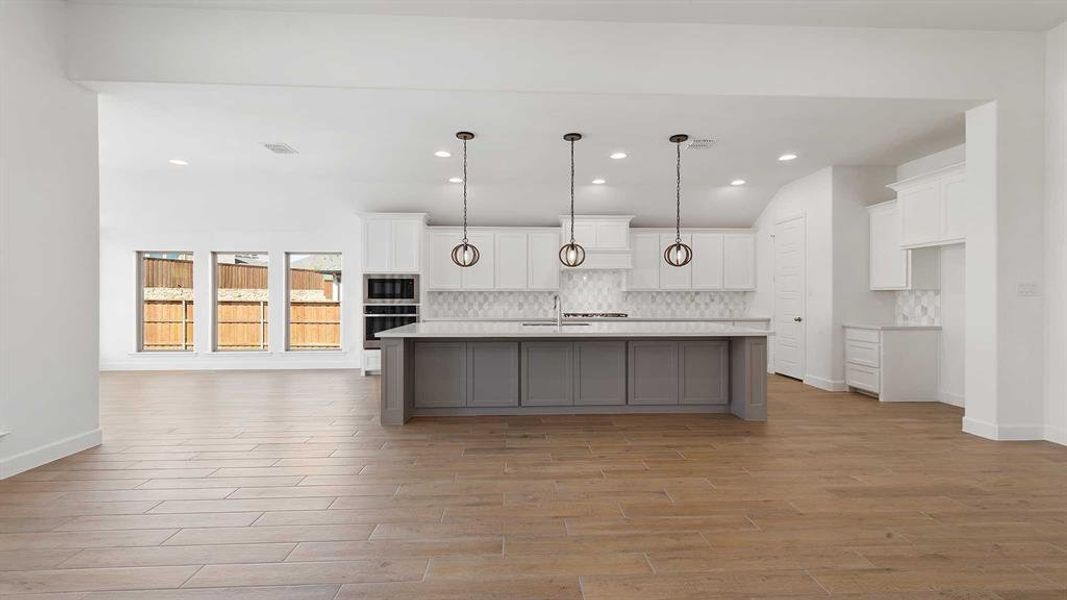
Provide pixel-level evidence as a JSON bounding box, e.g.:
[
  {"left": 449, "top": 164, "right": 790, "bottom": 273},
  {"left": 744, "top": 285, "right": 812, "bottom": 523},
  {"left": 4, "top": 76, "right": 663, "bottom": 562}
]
[
  {"left": 263, "top": 143, "right": 298, "bottom": 154},
  {"left": 686, "top": 137, "right": 719, "bottom": 150}
]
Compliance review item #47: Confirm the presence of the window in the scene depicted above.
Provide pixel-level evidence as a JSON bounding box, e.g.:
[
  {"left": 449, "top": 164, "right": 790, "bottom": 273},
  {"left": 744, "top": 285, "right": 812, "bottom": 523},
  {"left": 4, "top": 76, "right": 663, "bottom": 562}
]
[
  {"left": 139, "top": 251, "right": 194, "bottom": 351},
  {"left": 287, "top": 253, "right": 342, "bottom": 351},
  {"left": 214, "top": 252, "right": 269, "bottom": 351}
]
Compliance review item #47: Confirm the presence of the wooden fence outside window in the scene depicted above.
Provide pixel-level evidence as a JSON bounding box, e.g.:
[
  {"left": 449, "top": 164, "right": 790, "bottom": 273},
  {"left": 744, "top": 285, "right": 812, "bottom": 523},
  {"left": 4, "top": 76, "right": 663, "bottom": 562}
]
[{"left": 142, "top": 300, "right": 341, "bottom": 351}]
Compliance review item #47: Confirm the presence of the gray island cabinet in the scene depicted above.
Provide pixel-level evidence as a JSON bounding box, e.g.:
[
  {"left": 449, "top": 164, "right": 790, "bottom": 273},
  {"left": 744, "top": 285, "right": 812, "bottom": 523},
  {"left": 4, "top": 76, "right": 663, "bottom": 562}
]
[{"left": 377, "top": 321, "right": 770, "bottom": 425}]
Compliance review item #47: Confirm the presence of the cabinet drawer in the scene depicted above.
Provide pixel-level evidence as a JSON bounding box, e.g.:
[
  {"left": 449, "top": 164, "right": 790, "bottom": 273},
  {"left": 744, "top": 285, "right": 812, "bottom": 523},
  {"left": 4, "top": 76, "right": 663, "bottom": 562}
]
[
  {"left": 845, "top": 327, "right": 881, "bottom": 344},
  {"left": 846, "top": 363, "right": 880, "bottom": 394},
  {"left": 844, "top": 339, "right": 880, "bottom": 368}
]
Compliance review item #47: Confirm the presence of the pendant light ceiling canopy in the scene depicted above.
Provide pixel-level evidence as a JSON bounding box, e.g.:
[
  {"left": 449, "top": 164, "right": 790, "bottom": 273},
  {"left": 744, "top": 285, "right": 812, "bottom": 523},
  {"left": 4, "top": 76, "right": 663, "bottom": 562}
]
[
  {"left": 559, "top": 132, "right": 587, "bottom": 268},
  {"left": 451, "top": 131, "right": 480, "bottom": 268},
  {"left": 664, "top": 133, "right": 693, "bottom": 268}
]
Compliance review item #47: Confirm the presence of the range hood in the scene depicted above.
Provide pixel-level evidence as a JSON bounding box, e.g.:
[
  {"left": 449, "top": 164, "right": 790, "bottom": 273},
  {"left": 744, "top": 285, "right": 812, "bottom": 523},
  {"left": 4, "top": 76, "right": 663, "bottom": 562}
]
[{"left": 557, "top": 215, "right": 633, "bottom": 270}]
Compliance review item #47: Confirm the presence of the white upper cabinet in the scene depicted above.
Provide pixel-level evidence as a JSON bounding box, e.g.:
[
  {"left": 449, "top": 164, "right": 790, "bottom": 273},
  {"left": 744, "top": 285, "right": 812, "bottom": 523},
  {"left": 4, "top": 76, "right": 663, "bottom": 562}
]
[
  {"left": 627, "top": 232, "right": 661, "bottom": 290},
  {"left": 659, "top": 234, "right": 692, "bottom": 289},
  {"left": 868, "top": 200, "right": 940, "bottom": 291},
  {"left": 690, "top": 233, "right": 724, "bottom": 290},
  {"left": 426, "top": 230, "right": 462, "bottom": 290},
  {"left": 424, "top": 227, "right": 560, "bottom": 291},
  {"left": 627, "top": 229, "right": 755, "bottom": 292},
  {"left": 527, "top": 231, "right": 561, "bottom": 290},
  {"left": 889, "top": 163, "right": 966, "bottom": 249},
  {"left": 722, "top": 233, "right": 756, "bottom": 290},
  {"left": 361, "top": 213, "right": 426, "bottom": 273},
  {"left": 493, "top": 232, "right": 528, "bottom": 290},
  {"left": 459, "top": 231, "right": 495, "bottom": 290}
]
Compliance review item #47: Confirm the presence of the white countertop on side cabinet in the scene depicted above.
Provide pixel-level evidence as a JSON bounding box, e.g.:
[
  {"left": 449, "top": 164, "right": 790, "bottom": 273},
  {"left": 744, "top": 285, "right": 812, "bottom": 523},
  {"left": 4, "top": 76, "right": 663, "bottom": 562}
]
[
  {"left": 843, "top": 323, "right": 942, "bottom": 331},
  {"left": 422, "top": 316, "right": 772, "bottom": 323},
  {"left": 378, "top": 321, "right": 774, "bottom": 339}
]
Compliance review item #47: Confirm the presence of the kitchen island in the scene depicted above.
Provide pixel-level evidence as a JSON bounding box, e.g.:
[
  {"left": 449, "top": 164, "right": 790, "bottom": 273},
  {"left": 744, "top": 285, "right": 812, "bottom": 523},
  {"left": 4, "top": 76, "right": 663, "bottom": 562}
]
[{"left": 376, "top": 321, "right": 771, "bottom": 425}]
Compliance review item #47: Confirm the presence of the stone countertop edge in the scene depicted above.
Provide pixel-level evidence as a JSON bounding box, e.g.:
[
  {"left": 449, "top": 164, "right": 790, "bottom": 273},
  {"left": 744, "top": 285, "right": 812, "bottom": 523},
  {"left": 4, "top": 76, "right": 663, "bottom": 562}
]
[
  {"left": 421, "top": 316, "right": 773, "bottom": 323},
  {"left": 378, "top": 322, "right": 774, "bottom": 339},
  {"left": 843, "top": 323, "right": 942, "bottom": 331}
]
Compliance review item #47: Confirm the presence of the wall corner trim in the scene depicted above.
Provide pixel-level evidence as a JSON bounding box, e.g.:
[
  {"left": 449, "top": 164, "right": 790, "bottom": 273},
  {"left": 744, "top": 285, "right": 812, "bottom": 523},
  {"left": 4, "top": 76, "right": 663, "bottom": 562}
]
[{"left": 0, "top": 428, "right": 103, "bottom": 480}]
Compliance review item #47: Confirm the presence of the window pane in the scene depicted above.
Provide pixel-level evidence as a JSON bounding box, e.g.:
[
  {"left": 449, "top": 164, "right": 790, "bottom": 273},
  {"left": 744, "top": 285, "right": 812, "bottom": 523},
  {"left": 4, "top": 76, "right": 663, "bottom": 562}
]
[
  {"left": 140, "top": 251, "right": 194, "bottom": 351},
  {"left": 287, "top": 253, "right": 342, "bottom": 351},
  {"left": 215, "top": 252, "right": 269, "bottom": 351}
]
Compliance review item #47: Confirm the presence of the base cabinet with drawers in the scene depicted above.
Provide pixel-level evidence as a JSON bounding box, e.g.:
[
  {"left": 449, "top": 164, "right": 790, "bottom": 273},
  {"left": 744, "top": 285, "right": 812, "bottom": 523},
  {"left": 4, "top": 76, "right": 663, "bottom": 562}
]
[
  {"left": 409, "top": 339, "right": 730, "bottom": 409},
  {"left": 844, "top": 326, "right": 940, "bottom": 402}
]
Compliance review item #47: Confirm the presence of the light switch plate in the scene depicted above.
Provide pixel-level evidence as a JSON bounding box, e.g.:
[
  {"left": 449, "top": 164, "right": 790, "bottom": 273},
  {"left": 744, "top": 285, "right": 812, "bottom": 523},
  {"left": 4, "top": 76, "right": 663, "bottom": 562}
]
[{"left": 1017, "top": 282, "right": 1041, "bottom": 297}]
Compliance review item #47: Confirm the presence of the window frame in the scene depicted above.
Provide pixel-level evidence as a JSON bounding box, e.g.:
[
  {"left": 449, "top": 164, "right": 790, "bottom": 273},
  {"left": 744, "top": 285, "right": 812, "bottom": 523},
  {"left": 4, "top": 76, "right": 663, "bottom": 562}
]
[
  {"left": 137, "top": 250, "right": 195, "bottom": 353},
  {"left": 212, "top": 251, "right": 271, "bottom": 353},
  {"left": 285, "top": 252, "right": 344, "bottom": 353}
]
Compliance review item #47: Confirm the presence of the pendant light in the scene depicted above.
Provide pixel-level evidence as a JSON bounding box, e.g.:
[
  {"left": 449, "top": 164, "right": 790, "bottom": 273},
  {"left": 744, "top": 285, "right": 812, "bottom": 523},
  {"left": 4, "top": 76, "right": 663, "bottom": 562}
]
[
  {"left": 664, "top": 134, "right": 693, "bottom": 267},
  {"left": 450, "top": 131, "right": 480, "bottom": 267},
  {"left": 559, "top": 132, "right": 586, "bottom": 267}
]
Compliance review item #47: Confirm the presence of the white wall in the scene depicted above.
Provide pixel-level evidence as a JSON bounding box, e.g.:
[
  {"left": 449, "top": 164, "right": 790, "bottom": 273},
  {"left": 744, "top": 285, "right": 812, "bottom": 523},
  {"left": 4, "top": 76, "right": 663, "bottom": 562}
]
[
  {"left": 1045, "top": 22, "right": 1067, "bottom": 445},
  {"left": 65, "top": 3, "right": 1053, "bottom": 441},
  {"left": 940, "top": 244, "right": 966, "bottom": 407},
  {"left": 0, "top": 1, "right": 101, "bottom": 477},
  {"left": 99, "top": 169, "right": 363, "bottom": 370}
]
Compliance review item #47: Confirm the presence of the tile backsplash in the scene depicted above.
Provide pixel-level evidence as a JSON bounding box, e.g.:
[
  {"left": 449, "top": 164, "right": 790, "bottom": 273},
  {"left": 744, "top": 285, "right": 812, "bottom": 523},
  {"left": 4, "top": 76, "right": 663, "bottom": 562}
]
[
  {"left": 895, "top": 290, "right": 940, "bottom": 326},
  {"left": 425, "top": 270, "right": 752, "bottom": 319}
]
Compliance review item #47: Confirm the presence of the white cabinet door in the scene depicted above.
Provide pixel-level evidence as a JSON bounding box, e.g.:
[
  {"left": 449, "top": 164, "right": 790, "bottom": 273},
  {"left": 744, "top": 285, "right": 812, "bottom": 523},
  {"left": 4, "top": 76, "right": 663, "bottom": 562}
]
[
  {"left": 659, "top": 234, "right": 692, "bottom": 289},
  {"left": 868, "top": 202, "right": 908, "bottom": 290},
  {"left": 527, "top": 232, "right": 560, "bottom": 290},
  {"left": 391, "top": 219, "right": 421, "bottom": 273},
  {"left": 426, "top": 231, "right": 462, "bottom": 290},
  {"left": 363, "top": 221, "right": 392, "bottom": 273},
  {"left": 627, "top": 232, "right": 660, "bottom": 290},
  {"left": 898, "top": 181, "right": 941, "bottom": 247},
  {"left": 723, "top": 233, "right": 755, "bottom": 290},
  {"left": 941, "top": 171, "right": 967, "bottom": 242},
  {"left": 493, "top": 232, "right": 528, "bottom": 290},
  {"left": 460, "top": 232, "right": 495, "bottom": 290},
  {"left": 690, "top": 233, "right": 724, "bottom": 290}
]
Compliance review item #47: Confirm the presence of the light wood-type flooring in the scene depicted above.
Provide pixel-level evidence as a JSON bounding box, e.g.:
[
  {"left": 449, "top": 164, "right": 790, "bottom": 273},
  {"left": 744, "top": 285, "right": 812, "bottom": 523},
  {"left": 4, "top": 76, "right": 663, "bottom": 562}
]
[{"left": 0, "top": 370, "right": 1065, "bottom": 599}]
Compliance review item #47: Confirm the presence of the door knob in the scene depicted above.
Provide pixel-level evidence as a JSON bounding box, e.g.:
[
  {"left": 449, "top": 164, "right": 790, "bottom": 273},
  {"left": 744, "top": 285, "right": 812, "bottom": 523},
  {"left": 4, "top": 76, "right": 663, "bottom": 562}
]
[{"left": 793, "top": 316, "right": 803, "bottom": 322}]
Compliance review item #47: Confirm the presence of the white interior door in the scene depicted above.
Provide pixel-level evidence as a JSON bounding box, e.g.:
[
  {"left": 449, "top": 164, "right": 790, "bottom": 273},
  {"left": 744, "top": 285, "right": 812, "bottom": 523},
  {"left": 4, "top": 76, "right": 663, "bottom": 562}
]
[{"left": 774, "top": 214, "right": 806, "bottom": 379}]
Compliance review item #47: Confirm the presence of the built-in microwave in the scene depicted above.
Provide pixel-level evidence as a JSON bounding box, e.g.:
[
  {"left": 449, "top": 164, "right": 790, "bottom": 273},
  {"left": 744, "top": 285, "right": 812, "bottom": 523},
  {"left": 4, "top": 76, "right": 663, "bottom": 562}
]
[{"left": 363, "top": 274, "right": 419, "bottom": 304}]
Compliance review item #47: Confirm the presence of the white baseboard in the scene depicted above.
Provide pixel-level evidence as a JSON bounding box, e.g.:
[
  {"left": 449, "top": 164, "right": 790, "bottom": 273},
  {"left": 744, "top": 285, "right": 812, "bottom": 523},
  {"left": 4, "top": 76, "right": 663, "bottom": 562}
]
[
  {"left": 938, "top": 390, "right": 965, "bottom": 408},
  {"left": 962, "top": 417, "right": 1044, "bottom": 441},
  {"left": 0, "top": 428, "right": 102, "bottom": 479},
  {"left": 1045, "top": 425, "right": 1067, "bottom": 446},
  {"left": 803, "top": 375, "right": 847, "bottom": 392}
]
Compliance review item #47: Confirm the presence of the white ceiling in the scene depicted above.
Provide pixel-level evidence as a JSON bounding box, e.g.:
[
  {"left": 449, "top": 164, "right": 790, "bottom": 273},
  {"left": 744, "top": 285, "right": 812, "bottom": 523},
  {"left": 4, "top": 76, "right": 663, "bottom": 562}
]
[
  {"left": 74, "top": 0, "right": 1067, "bottom": 32},
  {"left": 97, "top": 83, "right": 971, "bottom": 228}
]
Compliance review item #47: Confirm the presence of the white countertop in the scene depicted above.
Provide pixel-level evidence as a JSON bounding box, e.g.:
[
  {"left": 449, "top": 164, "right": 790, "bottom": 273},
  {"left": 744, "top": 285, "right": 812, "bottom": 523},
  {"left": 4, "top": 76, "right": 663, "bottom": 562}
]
[
  {"left": 378, "top": 321, "right": 774, "bottom": 339},
  {"left": 422, "top": 316, "right": 772, "bottom": 323},
  {"left": 843, "top": 323, "right": 942, "bottom": 331}
]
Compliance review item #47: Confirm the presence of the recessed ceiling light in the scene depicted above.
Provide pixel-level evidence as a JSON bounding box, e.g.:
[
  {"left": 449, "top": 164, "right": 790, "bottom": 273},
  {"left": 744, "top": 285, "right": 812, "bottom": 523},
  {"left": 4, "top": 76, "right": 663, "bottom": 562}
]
[
  {"left": 730, "top": 179, "right": 747, "bottom": 186},
  {"left": 168, "top": 159, "right": 189, "bottom": 166},
  {"left": 592, "top": 178, "right": 606, "bottom": 185},
  {"left": 778, "top": 153, "right": 798, "bottom": 161},
  {"left": 448, "top": 177, "right": 463, "bottom": 183},
  {"left": 434, "top": 150, "right": 451, "bottom": 158},
  {"left": 609, "top": 152, "right": 627, "bottom": 160}
]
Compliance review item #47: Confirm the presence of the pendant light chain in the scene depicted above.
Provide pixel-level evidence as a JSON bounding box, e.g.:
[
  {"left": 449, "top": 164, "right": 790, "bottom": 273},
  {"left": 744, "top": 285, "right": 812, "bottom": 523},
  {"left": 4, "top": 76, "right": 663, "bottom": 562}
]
[
  {"left": 675, "top": 142, "right": 682, "bottom": 243},
  {"left": 462, "top": 136, "right": 469, "bottom": 243},
  {"left": 570, "top": 138, "right": 576, "bottom": 244}
]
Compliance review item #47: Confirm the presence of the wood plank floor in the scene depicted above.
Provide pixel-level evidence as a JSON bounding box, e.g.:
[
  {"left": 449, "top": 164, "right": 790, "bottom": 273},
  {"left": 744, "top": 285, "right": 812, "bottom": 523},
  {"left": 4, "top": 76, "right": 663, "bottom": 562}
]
[{"left": 0, "top": 370, "right": 1065, "bottom": 599}]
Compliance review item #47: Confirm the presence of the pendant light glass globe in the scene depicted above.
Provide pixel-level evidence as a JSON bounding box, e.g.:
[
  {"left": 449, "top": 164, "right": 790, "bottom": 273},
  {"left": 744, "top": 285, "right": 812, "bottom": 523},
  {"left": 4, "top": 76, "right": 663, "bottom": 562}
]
[
  {"left": 451, "top": 241, "right": 480, "bottom": 267},
  {"left": 559, "top": 242, "right": 586, "bottom": 268},
  {"left": 664, "top": 240, "right": 693, "bottom": 267},
  {"left": 559, "top": 132, "right": 586, "bottom": 267},
  {"left": 451, "top": 131, "right": 480, "bottom": 268}
]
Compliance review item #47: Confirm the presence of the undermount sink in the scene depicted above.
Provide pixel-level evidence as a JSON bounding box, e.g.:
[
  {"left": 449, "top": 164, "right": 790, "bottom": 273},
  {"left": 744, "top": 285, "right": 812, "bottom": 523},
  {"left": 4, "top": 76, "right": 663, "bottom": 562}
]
[{"left": 521, "top": 322, "right": 591, "bottom": 327}]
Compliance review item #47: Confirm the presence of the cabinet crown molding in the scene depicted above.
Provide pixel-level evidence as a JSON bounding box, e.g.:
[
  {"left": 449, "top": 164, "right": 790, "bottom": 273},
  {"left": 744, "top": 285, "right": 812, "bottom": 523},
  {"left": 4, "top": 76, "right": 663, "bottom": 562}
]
[{"left": 887, "top": 162, "right": 965, "bottom": 191}]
